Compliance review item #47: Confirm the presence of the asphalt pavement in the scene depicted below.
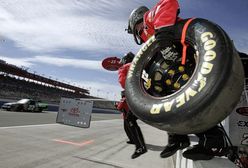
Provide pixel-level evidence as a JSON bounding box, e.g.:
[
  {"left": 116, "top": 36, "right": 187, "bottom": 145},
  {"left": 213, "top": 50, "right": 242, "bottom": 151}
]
[{"left": 0, "top": 109, "right": 174, "bottom": 168}]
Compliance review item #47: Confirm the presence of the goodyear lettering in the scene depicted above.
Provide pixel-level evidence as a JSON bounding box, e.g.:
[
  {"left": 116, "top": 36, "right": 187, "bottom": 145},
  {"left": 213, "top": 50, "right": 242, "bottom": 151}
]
[
  {"left": 196, "top": 73, "right": 206, "bottom": 92},
  {"left": 204, "top": 50, "right": 216, "bottom": 62},
  {"left": 201, "top": 62, "right": 213, "bottom": 75},
  {"left": 185, "top": 87, "right": 198, "bottom": 101},
  {"left": 128, "top": 52, "right": 140, "bottom": 79},
  {"left": 201, "top": 32, "right": 213, "bottom": 43},
  {"left": 142, "top": 43, "right": 149, "bottom": 51},
  {"left": 176, "top": 93, "right": 185, "bottom": 108},
  {"left": 204, "top": 40, "right": 216, "bottom": 50},
  {"left": 163, "top": 99, "right": 175, "bottom": 112},
  {"left": 150, "top": 31, "right": 217, "bottom": 114},
  {"left": 150, "top": 104, "right": 163, "bottom": 114}
]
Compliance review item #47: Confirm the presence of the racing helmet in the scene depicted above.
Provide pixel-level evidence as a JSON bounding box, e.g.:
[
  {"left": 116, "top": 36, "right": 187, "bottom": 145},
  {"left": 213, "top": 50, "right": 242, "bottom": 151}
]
[{"left": 127, "top": 6, "right": 149, "bottom": 45}]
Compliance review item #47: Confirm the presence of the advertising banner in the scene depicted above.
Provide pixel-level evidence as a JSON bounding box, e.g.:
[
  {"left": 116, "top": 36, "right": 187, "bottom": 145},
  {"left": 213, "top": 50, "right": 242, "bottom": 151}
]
[
  {"left": 229, "top": 90, "right": 248, "bottom": 147},
  {"left": 56, "top": 98, "right": 93, "bottom": 128}
]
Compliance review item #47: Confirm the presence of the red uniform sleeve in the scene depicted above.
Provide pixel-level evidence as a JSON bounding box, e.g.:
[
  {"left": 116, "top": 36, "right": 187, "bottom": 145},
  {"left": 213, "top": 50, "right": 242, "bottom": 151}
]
[
  {"left": 153, "top": 0, "right": 179, "bottom": 29},
  {"left": 142, "top": 0, "right": 179, "bottom": 41},
  {"left": 118, "top": 63, "right": 131, "bottom": 89}
]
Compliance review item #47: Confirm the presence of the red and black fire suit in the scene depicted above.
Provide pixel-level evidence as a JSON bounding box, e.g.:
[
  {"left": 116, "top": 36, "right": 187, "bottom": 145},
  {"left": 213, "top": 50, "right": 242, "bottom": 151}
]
[
  {"left": 139, "top": 0, "right": 227, "bottom": 154},
  {"left": 141, "top": 0, "right": 180, "bottom": 40},
  {"left": 117, "top": 63, "right": 146, "bottom": 150}
]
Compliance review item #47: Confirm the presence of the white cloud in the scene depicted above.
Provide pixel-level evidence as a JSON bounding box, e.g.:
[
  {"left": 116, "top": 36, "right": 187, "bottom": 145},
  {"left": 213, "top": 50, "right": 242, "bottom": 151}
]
[
  {"left": 61, "top": 78, "right": 122, "bottom": 101},
  {"left": 32, "top": 55, "right": 103, "bottom": 70},
  {"left": 0, "top": 0, "right": 141, "bottom": 53},
  {"left": 0, "top": 55, "right": 107, "bottom": 71},
  {"left": 0, "top": 55, "right": 34, "bottom": 67}
]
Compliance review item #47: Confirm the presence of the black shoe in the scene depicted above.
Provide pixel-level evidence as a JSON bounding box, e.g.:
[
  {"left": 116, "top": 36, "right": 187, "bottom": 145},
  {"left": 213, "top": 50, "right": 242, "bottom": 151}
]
[
  {"left": 126, "top": 141, "right": 135, "bottom": 144},
  {"left": 183, "top": 145, "right": 214, "bottom": 160},
  {"left": 182, "top": 145, "right": 229, "bottom": 161},
  {"left": 160, "top": 141, "right": 190, "bottom": 158},
  {"left": 131, "top": 147, "right": 147, "bottom": 159}
]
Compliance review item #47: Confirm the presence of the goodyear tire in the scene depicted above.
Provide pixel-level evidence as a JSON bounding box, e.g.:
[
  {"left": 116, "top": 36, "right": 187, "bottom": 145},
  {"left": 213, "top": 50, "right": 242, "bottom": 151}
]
[{"left": 125, "top": 18, "right": 245, "bottom": 134}]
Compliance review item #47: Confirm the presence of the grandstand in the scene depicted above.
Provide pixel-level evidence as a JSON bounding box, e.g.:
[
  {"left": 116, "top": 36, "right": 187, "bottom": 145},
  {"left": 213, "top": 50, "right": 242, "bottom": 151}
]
[{"left": 0, "top": 59, "right": 93, "bottom": 104}]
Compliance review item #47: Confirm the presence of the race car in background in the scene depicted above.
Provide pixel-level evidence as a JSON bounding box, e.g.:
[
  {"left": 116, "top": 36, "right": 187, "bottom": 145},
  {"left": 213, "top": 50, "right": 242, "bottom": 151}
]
[{"left": 1, "top": 99, "right": 48, "bottom": 112}]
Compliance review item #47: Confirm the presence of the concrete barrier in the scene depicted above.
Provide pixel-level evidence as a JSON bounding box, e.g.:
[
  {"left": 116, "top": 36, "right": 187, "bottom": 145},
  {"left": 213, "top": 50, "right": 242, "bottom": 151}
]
[
  {"left": 193, "top": 158, "right": 237, "bottom": 168},
  {"left": 173, "top": 135, "right": 238, "bottom": 168},
  {"left": 174, "top": 149, "right": 237, "bottom": 168}
]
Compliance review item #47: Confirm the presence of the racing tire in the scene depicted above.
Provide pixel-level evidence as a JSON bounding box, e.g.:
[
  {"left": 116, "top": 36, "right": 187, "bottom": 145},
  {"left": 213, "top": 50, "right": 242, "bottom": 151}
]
[
  {"left": 125, "top": 18, "right": 244, "bottom": 134},
  {"left": 10, "top": 106, "right": 17, "bottom": 112},
  {"left": 17, "top": 105, "right": 24, "bottom": 112}
]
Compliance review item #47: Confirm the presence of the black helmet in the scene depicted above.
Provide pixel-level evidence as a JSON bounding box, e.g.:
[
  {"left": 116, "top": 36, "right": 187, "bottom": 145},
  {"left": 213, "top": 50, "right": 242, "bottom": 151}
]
[
  {"left": 127, "top": 6, "right": 149, "bottom": 34},
  {"left": 119, "top": 52, "right": 135, "bottom": 65},
  {"left": 127, "top": 6, "right": 149, "bottom": 45}
]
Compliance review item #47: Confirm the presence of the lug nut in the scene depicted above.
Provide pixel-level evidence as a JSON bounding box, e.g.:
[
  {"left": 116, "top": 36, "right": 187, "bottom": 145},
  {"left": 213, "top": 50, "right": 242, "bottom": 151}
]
[
  {"left": 178, "top": 66, "right": 185, "bottom": 72},
  {"left": 168, "top": 70, "right": 175, "bottom": 76},
  {"left": 165, "top": 79, "right": 172, "bottom": 85},
  {"left": 154, "top": 86, "right": 162, "bottom": 92},
  {"left": 182, "top": 74, "right": 189, "bottom": 81},
  {"left": 174, "top": 82, "right": 181, "bottom": 89}
]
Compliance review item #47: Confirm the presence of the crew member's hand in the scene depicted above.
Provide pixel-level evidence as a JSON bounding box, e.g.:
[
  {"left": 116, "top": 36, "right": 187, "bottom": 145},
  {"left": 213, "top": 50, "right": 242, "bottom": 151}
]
[
  {"left": 119, "top": 52, "right": 135, "bottom": 65},
  {"left": 117, "top": 97, "right": 130, "bottom": 112},
  {"left": 155, "top": 26, "right": 179, "bottom": 62},
  {"left": 116, "top": 97, "right": 126, "bottom": 110},
  {"left": 155, "top": 26, "right": 174, "bottom": 47}
]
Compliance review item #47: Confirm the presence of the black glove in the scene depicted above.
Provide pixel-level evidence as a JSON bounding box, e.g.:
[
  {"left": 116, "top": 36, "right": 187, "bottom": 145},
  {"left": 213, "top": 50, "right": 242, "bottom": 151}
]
[
  {"left": 119, "top": 52, "right": 135, "bottom": 65},
  {"left": 155, "top": 26, "right": 174, "bottom": 46},
  {"left": 121, "top": 90, "right": 125, "bottom": 98},
  {"left": 155, "top": 26, "right": 178, "bottom": 62}
]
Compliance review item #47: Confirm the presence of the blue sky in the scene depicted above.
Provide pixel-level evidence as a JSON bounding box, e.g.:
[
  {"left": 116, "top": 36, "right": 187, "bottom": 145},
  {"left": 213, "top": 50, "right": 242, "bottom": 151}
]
[{"left": 0, "top": 0, "right": 247, "bottom": 100}]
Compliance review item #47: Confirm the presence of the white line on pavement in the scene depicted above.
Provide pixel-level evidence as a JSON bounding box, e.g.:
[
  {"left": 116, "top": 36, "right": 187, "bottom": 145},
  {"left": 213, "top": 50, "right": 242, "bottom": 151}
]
[{"left": 0, "top": 119, "right": 122, "bottom": 129}]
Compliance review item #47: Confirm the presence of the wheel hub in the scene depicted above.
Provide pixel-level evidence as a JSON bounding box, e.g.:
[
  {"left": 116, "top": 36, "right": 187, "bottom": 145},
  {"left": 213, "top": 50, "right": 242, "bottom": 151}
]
[{"left": 141, "top": 45, "right": 196, "bottom": 97}]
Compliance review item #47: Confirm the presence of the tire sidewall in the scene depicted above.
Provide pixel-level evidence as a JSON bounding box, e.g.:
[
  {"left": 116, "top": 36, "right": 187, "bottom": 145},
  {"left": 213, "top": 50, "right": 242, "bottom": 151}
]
[{"left": 125, "top": 18, "right": 234, "bottom": 133}]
